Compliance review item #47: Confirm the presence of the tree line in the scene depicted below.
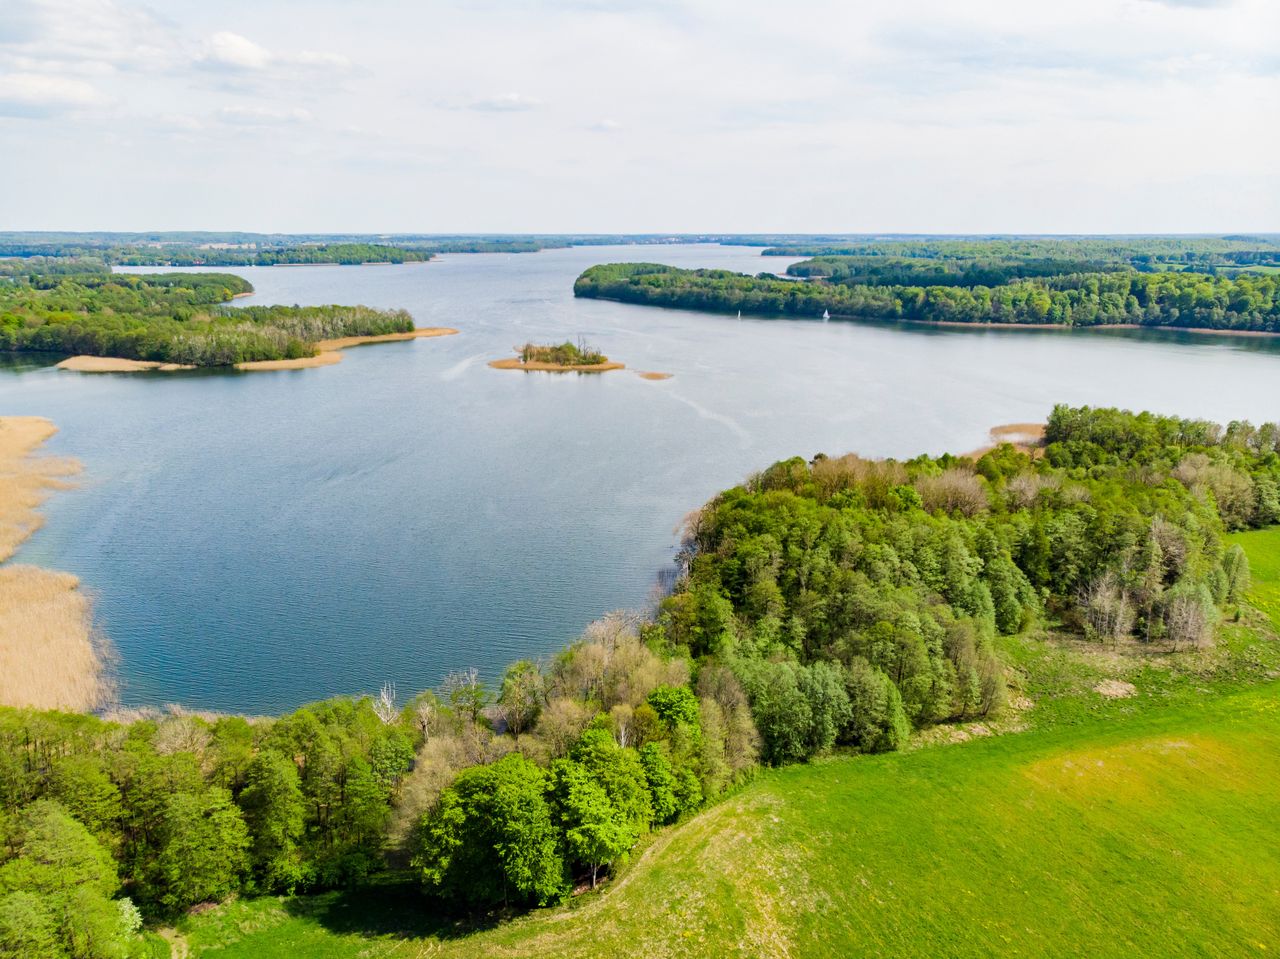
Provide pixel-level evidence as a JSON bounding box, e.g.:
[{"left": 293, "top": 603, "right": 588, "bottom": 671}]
[
  {"left": 110, "top": 244, "right": 433, "bottom": 268},
  {"left": 758, "top": 236, "right": 1280, "bottom": 272},
  {"left": 0, "top": 272, "right": 415, "bottom": 366},
  {"left": 2, "top": 404, "right": 1276, "bottom": 954},
  {"left": 574, "top": 262, "right": 1280, "bottom": 331}
]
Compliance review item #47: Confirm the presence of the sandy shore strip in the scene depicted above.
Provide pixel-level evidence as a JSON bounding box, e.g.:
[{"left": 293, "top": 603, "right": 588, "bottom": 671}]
[
  {"left": 55, "top": 327, "right": 460, "bottom": 374},
  {"left": 56, "top": 356, "right": 194, "bottom": 372},
  {"left": 0, "top": 416, "right": 107, "bottom": 711},
  {"left": 962, "top": 422, "right": 1047, "bottom": 460},
  {"left": 636, "top": 371, "right": 674, "bottom": 380},
  {"left": 235, "top": 352, "right": 344, "bottom": 372},
  {"left": 236, "top": 328, "right": 458, "bottom": 371},
  {"left": 314, "top": 327, "right": 459, "bottom": 351},
  {"left": 489, "top": 357, "right": 626, "bottom": 373}
]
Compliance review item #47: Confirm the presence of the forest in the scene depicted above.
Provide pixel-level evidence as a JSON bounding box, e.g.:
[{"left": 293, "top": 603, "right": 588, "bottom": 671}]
[
  {"left": 758, "top": 236, "right": 1280, "bottom": 273},
  {"left": 108, "top": 244, "right": 430, "bottom": 267},
  {"left": 574, "top": 261, "right": 1280, "bottom": 331},
  {"left": 0, "top": 271, "right": 414, "bottom": 367},
  {"left": 2, "top": 404, "right": 1278, "bottom": 955}
]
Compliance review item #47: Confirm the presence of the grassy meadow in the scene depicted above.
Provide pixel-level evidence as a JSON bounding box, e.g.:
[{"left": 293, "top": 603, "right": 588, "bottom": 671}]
[{"left": 174, "top": 527, "right": 1280, "bottom": 959}]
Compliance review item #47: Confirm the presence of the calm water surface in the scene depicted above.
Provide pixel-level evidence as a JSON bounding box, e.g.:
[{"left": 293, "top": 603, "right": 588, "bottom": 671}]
[{"left": 4, "top": 244, "right": 1280, "bottom": 712}]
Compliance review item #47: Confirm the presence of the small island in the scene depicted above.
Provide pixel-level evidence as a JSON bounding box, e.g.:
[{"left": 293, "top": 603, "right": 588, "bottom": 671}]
[{"left": 489, "top": 339, "right": 625, "bottom": 373}]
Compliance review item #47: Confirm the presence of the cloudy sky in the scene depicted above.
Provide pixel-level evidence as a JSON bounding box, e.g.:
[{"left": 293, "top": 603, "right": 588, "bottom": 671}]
[{"left": 1, "top": 0, "right": 1276, "bottom": 233}]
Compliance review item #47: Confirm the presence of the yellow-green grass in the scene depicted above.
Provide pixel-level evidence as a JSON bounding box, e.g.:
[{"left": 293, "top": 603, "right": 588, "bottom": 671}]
[{"left": 1230, "top": 526, "right": 1280, "bottom": 631}]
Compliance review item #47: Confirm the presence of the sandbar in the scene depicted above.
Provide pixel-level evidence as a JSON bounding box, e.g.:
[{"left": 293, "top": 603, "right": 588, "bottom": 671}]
[
  {"left": 489, "top": 357, "right": 626, "bottom": 373},
  {"left": 56, "top": 327, "right": 460, "bottom": 374},
  {"left": 56, "top": 356, "right": 194, "bottom": 372},
  {"left": 962, "top": 422, "right": 1047, "bottom": 460},
  {"left": 636, "top": 371, "right": 674, "bottom": 381}
]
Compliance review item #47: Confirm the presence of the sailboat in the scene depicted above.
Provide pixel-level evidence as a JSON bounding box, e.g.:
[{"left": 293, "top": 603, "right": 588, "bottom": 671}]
[
  {"left": 822, "top": 309, "right": 830, "bottom": 321},
  {"left": 737, "top": 310, "right": 742, "bottom": 320}
]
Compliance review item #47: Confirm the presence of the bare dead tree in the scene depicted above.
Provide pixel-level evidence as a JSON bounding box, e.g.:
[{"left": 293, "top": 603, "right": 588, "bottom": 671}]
[{"left": 372, "top": 681, "right": 398, "bottom": 725}]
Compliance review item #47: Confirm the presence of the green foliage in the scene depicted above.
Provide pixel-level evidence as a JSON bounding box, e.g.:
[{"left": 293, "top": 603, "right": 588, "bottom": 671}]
[
  {"left": 0, "top": 800, "right": 140, "bottom": 958},
  {"left": 239, "top": 751, "right": 307, "bottom": 893},
  {"left": 516, "top": 340, "right": 607, "bottom": 366},
  {"left": 411, "top": 754, "right": 565, "bottom": 907}
]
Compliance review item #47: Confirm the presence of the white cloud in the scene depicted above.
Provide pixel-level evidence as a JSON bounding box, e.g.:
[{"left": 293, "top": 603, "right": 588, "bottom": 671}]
[
  {"left": 0, "top": 70, "right": 102, "bottom": 117},
  {"left": 0, "top": 0, "right": 1275, "bottom": 231},
  {"left": 201, "top": 31, "right": 271, "bottom": 72}
]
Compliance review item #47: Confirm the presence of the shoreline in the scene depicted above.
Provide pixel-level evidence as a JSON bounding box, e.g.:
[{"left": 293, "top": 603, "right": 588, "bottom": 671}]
[
  {"left": 53, "top": 327, "right": 460, "bottom": 374},
  {"left": 489, "top": 357, "right": 626, "bottom": 373},
  {"left": 589, "top": 297, "right": 1280, "bottom": 338},
  {"left": 0, "top": 416, "right": 108, "bottom": 712}
]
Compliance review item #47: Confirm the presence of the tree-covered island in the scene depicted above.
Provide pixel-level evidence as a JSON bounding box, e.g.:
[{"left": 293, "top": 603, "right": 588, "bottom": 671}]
[{"left": 489, "top": 339, "right": 625, "bottom": 373}]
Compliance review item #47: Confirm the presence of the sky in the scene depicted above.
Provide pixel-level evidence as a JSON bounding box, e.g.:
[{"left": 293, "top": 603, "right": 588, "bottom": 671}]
[{"left": 1, "top": 0, "right": 1277, "bottom": 233}]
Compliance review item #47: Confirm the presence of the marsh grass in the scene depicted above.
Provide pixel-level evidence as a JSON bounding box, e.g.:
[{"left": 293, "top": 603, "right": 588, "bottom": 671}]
[{"left": 0, "top": 416, "right": 106, "bottom": 711}]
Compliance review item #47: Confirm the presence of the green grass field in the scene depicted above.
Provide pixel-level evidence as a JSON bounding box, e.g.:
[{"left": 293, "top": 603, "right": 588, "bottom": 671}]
[
  {"left": 180, "top": 530, "right": 1280, "bottom": 959},
  {"left": 1231, "top": 527, "right": 1280, "bottom": 631}
]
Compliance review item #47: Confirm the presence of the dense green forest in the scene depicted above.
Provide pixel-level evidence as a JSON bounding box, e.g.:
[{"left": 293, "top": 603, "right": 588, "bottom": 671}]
[
  {"left": 759, "top": 236, "right": 1280, "bottom": 273},
  {"left": 110, "top": 244, "right": 432, "bottom": 267},
  {"left": 575, "top": 262, "right": 1280, "bottom": 331},
  {"left": 0, "top": 271, "right": 414, "bottom": 366},
  {"left": 3, "top": 405, "right": 1278, "bottom": 955}
]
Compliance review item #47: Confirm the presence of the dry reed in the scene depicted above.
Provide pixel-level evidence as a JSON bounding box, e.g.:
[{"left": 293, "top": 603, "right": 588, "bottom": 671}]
[{"left": 0, "top": 416, "right": 107, "bottom": 711}]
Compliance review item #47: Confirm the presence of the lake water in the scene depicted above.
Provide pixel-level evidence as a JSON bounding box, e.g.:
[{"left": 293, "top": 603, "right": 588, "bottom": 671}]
[{"left": 4, "top": 244, "right": 1280, "bottom": 713}]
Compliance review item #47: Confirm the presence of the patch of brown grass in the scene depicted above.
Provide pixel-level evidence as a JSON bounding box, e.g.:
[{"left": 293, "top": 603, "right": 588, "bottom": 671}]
[
  {"left": 0, "top": 417, "right": 80, "bottom": 562},
  {"left": 0, "top": 565, "right": 107, "bottom": 711},
  {"left": 0, "top": 416, "right": 106, "bottom": 711}
]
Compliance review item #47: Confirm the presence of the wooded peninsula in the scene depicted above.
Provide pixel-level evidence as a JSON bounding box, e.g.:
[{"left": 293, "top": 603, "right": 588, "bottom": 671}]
[
  {"left": 0, "top": 270, "right": 440, "bottom": 368},
  {"left": 575, "top": 239, "right": 1280, "bottom": 332}
]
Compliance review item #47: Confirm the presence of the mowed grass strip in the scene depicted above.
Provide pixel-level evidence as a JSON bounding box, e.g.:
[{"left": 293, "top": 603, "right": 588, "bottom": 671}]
[{"left": 185, "top": 683, "right": 1280, "bottom": 959}]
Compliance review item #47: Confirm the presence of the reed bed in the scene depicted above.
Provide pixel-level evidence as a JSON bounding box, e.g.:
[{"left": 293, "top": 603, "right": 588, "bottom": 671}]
[{"left": 0, "top": 416, "right": 106, "bottom": 711}]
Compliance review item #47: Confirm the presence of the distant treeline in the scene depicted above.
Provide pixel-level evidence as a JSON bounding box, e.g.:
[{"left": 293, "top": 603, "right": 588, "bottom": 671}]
[
  {"left": 2, "top": 403, "right": 1276, "bottom": 951},
  {"left": 0, "top": 272, "right": 414, "bottom": 366},
  {"left": 786, "top": 255, "right": 1128, "bottom": 287},
  {"left": 762, "top": 236, "right": 1280, "bottom": 274},
  {"left": 575, "top": 262, "right": 1280, "bottom": 332},
  {"left": 111, "top": 243, "right": 432, "bottom": 267}
]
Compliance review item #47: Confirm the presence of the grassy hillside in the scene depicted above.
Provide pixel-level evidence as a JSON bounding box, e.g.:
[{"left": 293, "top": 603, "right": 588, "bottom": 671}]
[{"left": 179, "top": 527, "right": 1280, "bottom": 959}]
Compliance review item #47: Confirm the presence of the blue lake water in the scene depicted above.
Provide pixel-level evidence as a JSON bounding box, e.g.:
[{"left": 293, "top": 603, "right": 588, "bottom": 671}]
[{"left": 4, "top": 244, "right": 1280, "bottom": 712}]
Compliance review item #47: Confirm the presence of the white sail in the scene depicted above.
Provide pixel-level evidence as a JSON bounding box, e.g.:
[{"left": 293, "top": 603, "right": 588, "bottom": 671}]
[{"left": 822, "top": 309, "right": 830, "bottom": 321}]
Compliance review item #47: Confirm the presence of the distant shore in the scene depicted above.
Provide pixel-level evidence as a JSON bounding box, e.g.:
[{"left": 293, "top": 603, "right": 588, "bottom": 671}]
[
  {"left": 54, "top": 327, "right": 460, "bottom": 374},
  {"left": 0, "top": 416, "right": 107, "bottom": 712}
]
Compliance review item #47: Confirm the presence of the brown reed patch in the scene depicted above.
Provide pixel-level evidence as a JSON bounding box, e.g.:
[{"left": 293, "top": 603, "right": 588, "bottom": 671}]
[{"left": 0, "top": 417, "right": 106, "bottom": 711}]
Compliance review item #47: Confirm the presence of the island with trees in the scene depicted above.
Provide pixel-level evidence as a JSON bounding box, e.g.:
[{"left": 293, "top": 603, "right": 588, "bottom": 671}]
[
  {"left": 0, "top": 268, "right": 456, "bottom": 370},
  {"left": 2, "top": 403, "right": 1279, "bottom": 955},
  {"left": 489, "top": 339, "right": 625, "bottom": 373}
]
